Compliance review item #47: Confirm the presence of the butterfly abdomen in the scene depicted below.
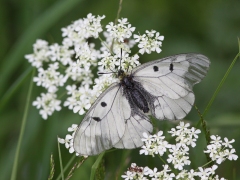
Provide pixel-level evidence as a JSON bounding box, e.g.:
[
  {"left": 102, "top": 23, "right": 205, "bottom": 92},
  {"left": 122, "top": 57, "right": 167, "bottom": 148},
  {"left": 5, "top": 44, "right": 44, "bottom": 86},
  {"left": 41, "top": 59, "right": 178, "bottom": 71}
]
[
  {"left": 130, "top": 89, "right": 149, "bottom": 113},
  {"left": 121, "top": 75, "right": 149, "bottom": 113}
]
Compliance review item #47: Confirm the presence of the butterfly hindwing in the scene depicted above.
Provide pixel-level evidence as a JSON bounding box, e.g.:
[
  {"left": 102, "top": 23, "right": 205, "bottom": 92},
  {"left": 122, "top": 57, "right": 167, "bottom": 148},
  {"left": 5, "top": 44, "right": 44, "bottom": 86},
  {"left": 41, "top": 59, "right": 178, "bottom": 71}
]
[
  {"left": 73, "top": 83, "right": 131, "bottom": 155},
  {"left": 131, "top": 54, "right": 209, "bottom": 120},
  {"left": 114, "top": 112, "right": 153, "bottom": 149},
  {"left": 149, "top": 92, "right": 195, "bottom": 120}
]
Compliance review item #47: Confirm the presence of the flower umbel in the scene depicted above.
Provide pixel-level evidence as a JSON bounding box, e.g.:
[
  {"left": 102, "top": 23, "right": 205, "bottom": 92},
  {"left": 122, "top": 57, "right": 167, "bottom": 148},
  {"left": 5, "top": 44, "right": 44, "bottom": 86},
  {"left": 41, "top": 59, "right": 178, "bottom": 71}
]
[
  {"left": 132, "top": 121, "right": 237, "bottom": 180},
  {"left": 26, "top": 14, "right": 164, "bottom": 120},
  {"left": 204, "top": 135, "right": 238, "bottom": 164}
]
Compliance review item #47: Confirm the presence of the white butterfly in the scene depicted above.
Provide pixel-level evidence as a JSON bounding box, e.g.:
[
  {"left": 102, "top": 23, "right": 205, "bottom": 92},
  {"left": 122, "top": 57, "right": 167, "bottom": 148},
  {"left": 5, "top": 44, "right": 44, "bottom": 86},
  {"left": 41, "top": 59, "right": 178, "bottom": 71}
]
[{"left": 73, "top": 53, "right": 210, "bottom": 156}]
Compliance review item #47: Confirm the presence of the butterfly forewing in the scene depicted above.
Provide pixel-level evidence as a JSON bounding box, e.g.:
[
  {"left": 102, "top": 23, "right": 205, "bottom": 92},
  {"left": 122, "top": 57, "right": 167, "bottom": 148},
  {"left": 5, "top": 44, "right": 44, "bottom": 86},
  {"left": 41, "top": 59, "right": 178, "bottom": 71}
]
[
  {"left": 73, "top": 83, "right": 131, "bottom": 155},
  {"left": 132, "top": 54, "right": 210, "bottom": 89}
]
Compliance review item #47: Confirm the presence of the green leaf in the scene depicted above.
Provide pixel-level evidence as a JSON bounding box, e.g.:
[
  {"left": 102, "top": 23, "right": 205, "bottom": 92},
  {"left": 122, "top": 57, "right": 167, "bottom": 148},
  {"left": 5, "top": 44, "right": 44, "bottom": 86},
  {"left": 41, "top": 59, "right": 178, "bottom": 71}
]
[{"left": 90, "top": 152, "right": 105, "bottom": 180}]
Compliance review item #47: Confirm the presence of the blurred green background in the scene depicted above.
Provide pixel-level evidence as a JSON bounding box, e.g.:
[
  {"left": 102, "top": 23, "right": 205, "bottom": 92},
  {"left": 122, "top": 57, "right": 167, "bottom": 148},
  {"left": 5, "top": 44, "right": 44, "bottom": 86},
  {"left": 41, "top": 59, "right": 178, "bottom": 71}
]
[{"left": 0, "top": 0, "right": 240, "bottom": 179}]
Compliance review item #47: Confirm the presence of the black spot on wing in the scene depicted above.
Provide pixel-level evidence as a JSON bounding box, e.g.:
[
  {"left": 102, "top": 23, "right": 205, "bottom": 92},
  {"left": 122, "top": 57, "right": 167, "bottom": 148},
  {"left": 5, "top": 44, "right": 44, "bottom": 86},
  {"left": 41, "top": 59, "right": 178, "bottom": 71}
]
[
  {"left": 169, "top": 63, "right": 173, "bottom": 72},
  {"left": 153, "top": 66, "right": 158, "bottom": 72},
  {"left": 92, "top": 117, "right": 101, "bottom": 122},
  {"left": 101, "top": 102, "right": 107, "bottom": 107}
]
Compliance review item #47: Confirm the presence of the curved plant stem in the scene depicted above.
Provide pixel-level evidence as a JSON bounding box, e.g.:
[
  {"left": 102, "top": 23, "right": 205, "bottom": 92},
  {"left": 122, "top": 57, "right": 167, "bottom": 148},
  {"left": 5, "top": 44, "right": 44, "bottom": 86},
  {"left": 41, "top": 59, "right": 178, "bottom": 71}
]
[
  {"left": 110, "top": 0, "right": 123, "bottom": 52},
  {"left": 10, "top": 69, "right": 35, "bottom": 180},
  {"left": 57, "top": 138, "right": 64, "bottom": 180},
  {"left": 202, "top": 52, "right": 240, "bottom": 118},
  {"left": 56, "top": 155, "right": 76, "bottom": 180},
  {"left": 115, "top": 0, "right": 123, "bottom": 24}
]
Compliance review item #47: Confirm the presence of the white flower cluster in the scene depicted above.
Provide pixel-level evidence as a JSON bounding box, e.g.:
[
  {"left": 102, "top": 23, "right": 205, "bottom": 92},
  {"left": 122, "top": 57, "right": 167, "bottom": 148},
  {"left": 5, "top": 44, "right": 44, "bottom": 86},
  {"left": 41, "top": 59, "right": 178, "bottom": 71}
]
[
  {"left": 122, "top": 163, "right": 227, "bottom": 180},
  {"left": 204, "top": 135, "right": 238, "bottom": 164},
  {"left": 140, "top": 122, "right": 201, "bottom": 171},
  {"left": 32, "top": 92, "right": 61, "bottom": 120},
  {"left": 25, "top": 14, "right": 164, "bottom": 120},
  {"left": 122, "top": 121, "right": 238, "bottom": 180},
  {"left": 58, "top": 124, "right": 78, "bottom": 154},
  {"left": 134, "top": 30, "right": 164, "bottom": 54}
]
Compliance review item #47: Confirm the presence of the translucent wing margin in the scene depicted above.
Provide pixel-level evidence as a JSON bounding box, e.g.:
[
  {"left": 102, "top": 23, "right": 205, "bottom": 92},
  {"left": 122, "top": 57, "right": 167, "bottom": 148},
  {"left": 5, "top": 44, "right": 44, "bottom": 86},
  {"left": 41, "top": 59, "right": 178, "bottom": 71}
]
[{"left": 73, "top": 83, "right": 131, "bottom": 156}]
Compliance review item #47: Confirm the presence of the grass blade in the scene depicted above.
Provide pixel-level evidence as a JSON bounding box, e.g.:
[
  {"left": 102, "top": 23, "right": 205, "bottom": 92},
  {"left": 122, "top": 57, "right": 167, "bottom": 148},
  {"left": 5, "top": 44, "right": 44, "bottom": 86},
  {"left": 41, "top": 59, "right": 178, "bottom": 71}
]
[
  {"left": 90, "top": 152, "right": 105, "bottom": 180},
  {"left": 57, "top": 137, "right": 64, "bottom": 180},
  {"left": 0, "top": 0, "right": 84, "bottom": 95},
  {"left": 10, "top": 69, "right": 35, "bottom": 180}
]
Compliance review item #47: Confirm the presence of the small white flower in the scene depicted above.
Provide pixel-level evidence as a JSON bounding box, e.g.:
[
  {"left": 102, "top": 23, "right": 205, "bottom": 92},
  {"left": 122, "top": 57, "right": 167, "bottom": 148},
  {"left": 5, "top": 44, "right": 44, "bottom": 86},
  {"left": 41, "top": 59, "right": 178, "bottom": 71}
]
[
  {"left": 139, "top": 144, "right": 152, "bottom": 156},
  {"left": 32, "top": 93, "right": 61, "bottom": 119},
  {"left": 210, "top": 135, "right": 222, "bottom": 146},
  {"left": 134, "top": 30, "right": 164, "bottom": 54},
  {"left": 222, "top": 137, "right": 235, "bottom": 148},
  {"left": 225, "top": 148, "right": 238, "bottom": 161},
  {"left": 121, "top": 171, "right": 134, "bottom": 180},
  {"left": 106, "top": 18, "right": 135, "bottom": 43},
  {"left": 187, "top": 169, "right": 196, "bottom": 180},
  {"left": 68, "top": 124, "right": 78, "bottom": 132},
  {"left": 25, "top": 39, "right": 49, "bottom": 68},
  {"left": 208, "top": 165, "right": 218, "bottom": 175},
  {"left": 141, "top": 132, "right": 154, "bottom": 143},
  {"left": 196, "top": 167, "right": 209, "bottom": 179},
  {"left": 148, "top": 167, "right": 160, "bottom": 178},
  {"left": 176, "top": 121, "right": 190, "bottom": 131},
  {"left": 33, "top": 62, "right": 67, "bottom": 92},
  {"left": 176, "top": 170, "right": 188, "bottom": 179}
]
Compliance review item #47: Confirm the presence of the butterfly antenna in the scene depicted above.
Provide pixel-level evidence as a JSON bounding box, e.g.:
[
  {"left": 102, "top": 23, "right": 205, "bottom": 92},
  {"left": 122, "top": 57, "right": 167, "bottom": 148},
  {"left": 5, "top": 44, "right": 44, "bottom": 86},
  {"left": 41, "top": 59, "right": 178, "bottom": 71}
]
[{"left": 119, "top": 48, "right": 123, "bottom": 72}]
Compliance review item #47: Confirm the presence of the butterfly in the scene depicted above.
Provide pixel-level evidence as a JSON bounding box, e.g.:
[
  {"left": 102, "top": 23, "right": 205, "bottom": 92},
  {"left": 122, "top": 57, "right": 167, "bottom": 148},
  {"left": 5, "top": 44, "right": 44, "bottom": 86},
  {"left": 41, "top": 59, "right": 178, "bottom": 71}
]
[{"left": 73, "top": 53, "right": 210, "bottom": 156}]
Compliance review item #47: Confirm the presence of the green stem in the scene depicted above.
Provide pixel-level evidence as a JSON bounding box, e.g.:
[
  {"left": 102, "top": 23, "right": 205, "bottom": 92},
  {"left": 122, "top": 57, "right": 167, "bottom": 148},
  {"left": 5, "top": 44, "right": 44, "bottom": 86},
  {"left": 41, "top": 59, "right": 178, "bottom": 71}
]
[
  {"left": 10, "top": 69, "right": 35, "bottom": 180},
  {"left": 98, "top": 36, "right": 112, "bottom": 54},
  {"left": 194, "top": 105, "right": 213, "bottom": 167},
  {"left": 57, "top": 138, "right": 64, "bottom": 180},
  {"left": 110, "top": 0, "right": 123, "bottom": 52},
  {"left": 56, "top": 155, "right": 76, "bottom": 180},
  {"left": 157, "top": 154, "right": 167, "bottom": 165},
  {"left": 115, "top": 0, "right": 123, "bottom": 24},
  {"left": 195, "top": 105, "right": 210, "bottom": 144},
  {"left": 202, "top": 52, "right": 240, "bottom": 117}
]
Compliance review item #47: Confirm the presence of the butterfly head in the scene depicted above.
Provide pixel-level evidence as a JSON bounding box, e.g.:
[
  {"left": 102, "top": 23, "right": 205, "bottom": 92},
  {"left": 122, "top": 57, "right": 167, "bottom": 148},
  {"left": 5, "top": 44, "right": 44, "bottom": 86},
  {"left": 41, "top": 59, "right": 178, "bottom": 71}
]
[{"left": 117, "top": 69, "right": 126, "bottom": 79}]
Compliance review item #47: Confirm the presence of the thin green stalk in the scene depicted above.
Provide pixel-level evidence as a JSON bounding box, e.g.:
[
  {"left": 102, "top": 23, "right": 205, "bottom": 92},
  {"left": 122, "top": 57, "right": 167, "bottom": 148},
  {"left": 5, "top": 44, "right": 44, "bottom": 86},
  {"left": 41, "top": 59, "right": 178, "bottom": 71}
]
[
  {"left": 10, "top": 69, "right": 35, "bottom": 180},
  {"left": 195, "top": 105, "right": 210, "bottom": 145},
  {"left": 194, "top": 105, "right": 213, "bottom": 167},
  {"left": 202, "top": 52, "right": 240, "bottom": 118},
  {"left": 115, "top": 0, "right": 123, "bottom": 24},
  {"left": 157, "top": 154, "right": 167, "bottom": 165},
  {"left": 90, "top": 152, "right": 105, "bottom": 180},
  {"left": 56, "top": 154, "right": 76, "bottom": 180},
  {"left": 57, "top": 138, "right": 65, "bottom": 180},
  {"left": 110, "top": 0, "right": 123, "bottom": 52},
  {"left": 65, "top": 156, "right": 88, "bottom": 180},
  {"left": 238, "top": 37, "right": 240, "bottom": 53}
]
